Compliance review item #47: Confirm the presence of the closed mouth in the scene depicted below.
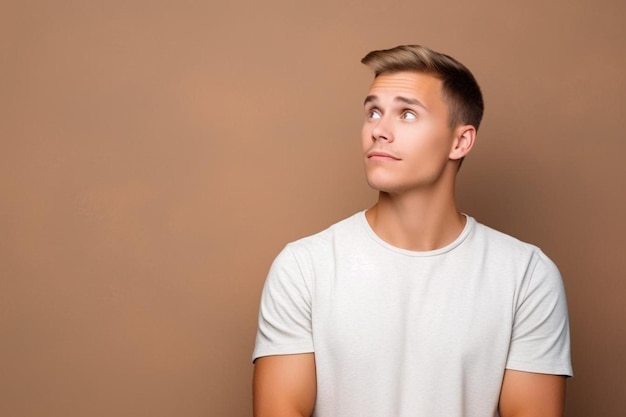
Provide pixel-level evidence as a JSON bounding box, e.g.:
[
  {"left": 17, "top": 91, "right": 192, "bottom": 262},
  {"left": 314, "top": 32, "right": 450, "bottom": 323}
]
[{"left": 367, "top": 151, "right": 400, "bottom": 160}]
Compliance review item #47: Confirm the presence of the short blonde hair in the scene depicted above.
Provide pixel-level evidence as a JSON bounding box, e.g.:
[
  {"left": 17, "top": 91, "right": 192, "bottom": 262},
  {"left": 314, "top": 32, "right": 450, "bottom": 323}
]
[{"left": 362, "top": 45, "right": 484, "bottom": 131}]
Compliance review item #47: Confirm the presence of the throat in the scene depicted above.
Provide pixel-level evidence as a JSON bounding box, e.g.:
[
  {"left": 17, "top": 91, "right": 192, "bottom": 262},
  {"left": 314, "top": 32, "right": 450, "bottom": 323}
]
[{"left": 365, "top": 201, "right": 466, "bottom": 251}]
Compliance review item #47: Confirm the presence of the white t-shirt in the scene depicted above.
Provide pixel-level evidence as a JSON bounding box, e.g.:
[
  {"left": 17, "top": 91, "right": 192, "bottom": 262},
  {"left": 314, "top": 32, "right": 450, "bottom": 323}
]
[{"left": 253, "top": 212, "right": 572, "bottom": 417}]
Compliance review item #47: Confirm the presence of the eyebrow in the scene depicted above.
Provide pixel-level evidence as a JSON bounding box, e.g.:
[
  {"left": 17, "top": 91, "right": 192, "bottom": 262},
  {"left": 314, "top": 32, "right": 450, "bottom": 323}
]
[{"left": 363, "top": 95, "right": 428, "bottom": 110}]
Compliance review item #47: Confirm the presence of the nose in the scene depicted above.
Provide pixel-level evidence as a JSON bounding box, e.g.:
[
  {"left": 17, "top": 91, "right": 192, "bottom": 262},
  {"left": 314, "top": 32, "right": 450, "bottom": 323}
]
[{"left": 371, "top": 116, "right": 394, "bottom": 143}]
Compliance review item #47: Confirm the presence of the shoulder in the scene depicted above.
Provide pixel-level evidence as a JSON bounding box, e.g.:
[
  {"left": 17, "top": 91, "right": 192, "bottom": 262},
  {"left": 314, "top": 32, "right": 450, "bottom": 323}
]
[
  {"left": 269, "top": 211, "right": 366, "bottom": 274},
  {"left": 281, "top": 211, "right": 366, "bottom": 257},
  {"left": 470, "top": 219, "right": 551, "bottom": 262},
  {"left": 467, "top": 218, "right": 562, "bottom": 286}
]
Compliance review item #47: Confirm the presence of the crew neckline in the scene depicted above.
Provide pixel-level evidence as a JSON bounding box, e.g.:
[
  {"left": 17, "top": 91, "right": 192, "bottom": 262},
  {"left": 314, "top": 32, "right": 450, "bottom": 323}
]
[{"left": 358, "top": 210, "right": 475, "bottom": 257}]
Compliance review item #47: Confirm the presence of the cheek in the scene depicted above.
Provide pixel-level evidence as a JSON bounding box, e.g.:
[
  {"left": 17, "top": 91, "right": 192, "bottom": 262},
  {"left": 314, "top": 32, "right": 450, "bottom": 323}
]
[
  {"left": 402, "top": 126, "right": 452, "bottom": 160},
  {"left": 420, "top": 121, "right": 451, "bottom": 144}
]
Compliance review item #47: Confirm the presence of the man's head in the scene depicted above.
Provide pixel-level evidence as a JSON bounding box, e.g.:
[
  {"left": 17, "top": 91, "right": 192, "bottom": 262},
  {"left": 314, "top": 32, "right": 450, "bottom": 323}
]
[
  {"left": 361, "top": 45, "right": 483, "bottom": 131},
  {"left": 360, "top": 45, "right": 484, "bottom": 193}
]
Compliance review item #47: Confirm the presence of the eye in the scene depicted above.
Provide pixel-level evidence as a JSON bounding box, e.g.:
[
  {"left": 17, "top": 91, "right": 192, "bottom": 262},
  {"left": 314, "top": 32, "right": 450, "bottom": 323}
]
[
  {"left": 401, "top": 110, "right": 417, "bottom": 120},
  {"left": 367, "top": 108, "right": 382, "bottom": 120}
]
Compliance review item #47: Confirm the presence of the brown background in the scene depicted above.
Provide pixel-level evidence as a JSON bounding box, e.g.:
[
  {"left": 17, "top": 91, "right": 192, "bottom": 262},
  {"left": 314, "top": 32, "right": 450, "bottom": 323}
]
[{"left": 1, "top": 0, "right": 625, "bottom": 416}]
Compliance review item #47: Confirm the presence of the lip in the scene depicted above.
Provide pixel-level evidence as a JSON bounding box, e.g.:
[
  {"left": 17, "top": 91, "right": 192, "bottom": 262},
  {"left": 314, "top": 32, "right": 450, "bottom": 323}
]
[{"left": 367, "top": 151, "right": 401, "bottom": 161}]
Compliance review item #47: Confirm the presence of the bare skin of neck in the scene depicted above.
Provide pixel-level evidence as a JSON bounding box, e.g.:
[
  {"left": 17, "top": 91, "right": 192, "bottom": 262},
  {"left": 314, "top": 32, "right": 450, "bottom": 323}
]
[{"left": 365, "top": 167, "right": 466, "bottom": 252}]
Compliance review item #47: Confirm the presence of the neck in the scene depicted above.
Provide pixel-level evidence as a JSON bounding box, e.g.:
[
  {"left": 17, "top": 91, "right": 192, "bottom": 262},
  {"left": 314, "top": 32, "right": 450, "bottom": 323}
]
[{"left": 365, "top": 181, "right": 465, "bottom": 252}]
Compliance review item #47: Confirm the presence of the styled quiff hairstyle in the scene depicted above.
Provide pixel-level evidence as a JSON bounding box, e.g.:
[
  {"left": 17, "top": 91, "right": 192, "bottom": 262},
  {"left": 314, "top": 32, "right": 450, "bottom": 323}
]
[{"left": 361, "top": 45, "right": 484, "bottom": 131}]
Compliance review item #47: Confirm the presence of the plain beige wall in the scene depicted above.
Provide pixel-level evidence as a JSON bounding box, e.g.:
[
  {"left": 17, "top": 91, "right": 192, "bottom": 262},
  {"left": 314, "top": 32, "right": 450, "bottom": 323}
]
[{"left": 1, "top": 0, "right": 625, "bottom": 416}]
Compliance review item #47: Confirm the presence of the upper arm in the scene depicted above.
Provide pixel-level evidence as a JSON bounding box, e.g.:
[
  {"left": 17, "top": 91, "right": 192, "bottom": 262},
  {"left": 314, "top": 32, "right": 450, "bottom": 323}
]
[
  {"left": 253, "top": 353, "right": 317, "bottom": 417},
  {"left": 499, "top": 369, "right": 566, "bottom": 417}
]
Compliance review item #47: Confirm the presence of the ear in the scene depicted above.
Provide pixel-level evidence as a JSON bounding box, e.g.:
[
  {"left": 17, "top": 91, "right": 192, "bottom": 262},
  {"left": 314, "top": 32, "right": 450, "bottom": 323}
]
[{"left": 449, "top": 125, "right": 476, "bottom": 161}]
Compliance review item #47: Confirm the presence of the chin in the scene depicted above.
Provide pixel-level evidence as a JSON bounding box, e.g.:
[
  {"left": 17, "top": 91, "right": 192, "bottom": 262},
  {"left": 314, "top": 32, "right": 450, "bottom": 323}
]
[
  {"left": 365, "top": 172, "right": 445, "bottom": 194},
  {"left": 365, "top": 176, "right": 406, "bottom": 194}
]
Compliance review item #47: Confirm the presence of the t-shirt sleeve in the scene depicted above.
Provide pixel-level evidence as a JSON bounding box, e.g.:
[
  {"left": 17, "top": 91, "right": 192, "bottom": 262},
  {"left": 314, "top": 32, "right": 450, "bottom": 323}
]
[
  {"left": 252, "top": 244, "right": 314, "bottom": 362},
  {"left": 505, "top": 250, "right": 573, "bottom": 376}
]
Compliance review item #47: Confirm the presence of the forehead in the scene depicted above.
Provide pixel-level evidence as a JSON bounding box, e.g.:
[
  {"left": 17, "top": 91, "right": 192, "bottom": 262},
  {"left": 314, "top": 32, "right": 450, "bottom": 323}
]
[{"left": 367, "top": 71, "right": 443, "bottom": 100}]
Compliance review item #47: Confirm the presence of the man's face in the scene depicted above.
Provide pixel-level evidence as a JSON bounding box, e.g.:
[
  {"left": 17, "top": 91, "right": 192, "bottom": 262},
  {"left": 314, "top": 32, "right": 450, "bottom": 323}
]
[{"left": 361, "top": 71, "right": 458, "bottom": 194}]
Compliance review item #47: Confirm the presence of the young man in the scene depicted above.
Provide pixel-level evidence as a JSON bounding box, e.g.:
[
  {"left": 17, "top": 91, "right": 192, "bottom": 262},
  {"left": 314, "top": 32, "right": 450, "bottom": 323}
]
[{"left": 252, "top": 45, "right": 572, "bottom": 417}]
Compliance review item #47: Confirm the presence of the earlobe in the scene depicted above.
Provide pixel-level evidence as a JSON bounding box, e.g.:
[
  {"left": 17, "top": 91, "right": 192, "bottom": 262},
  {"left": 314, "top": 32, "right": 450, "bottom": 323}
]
[{"left": 449, "top": 125, "right": 476, "bottom": 161}]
